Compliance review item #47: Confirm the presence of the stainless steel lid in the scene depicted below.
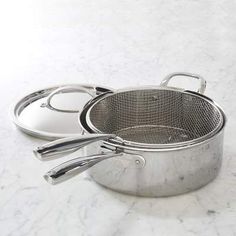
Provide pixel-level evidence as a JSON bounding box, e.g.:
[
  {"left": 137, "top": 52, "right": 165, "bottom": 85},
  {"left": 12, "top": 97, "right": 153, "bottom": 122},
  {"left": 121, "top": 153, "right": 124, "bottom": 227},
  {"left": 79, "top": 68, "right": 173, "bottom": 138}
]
[{"left": 11, "top": 84, "right": 112, "bottom": 140}]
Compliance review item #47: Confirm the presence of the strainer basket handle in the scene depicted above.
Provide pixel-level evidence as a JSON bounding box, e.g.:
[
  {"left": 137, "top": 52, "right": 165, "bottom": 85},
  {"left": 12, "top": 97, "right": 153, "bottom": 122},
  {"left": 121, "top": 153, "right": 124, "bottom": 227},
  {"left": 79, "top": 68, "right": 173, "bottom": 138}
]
[
  {"left": 160, "top": 72, "right": 206, "bottom": 94},
  {"left": 42, "top": 85, "right": 97, "bottom": 113},
  {"left": 33, "top": 134, "right": 116, "bottom": 160}
]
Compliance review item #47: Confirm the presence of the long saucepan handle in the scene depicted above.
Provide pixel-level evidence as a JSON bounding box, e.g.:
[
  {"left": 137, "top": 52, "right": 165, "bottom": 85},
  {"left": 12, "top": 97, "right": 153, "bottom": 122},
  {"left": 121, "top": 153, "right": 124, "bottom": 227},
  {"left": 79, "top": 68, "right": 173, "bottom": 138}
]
[
  {"left": 34, "top": 134, "right": 116, "bottom": 160},
  {"left": 44, "top": 152, "right": 123, "bottom": 184}
]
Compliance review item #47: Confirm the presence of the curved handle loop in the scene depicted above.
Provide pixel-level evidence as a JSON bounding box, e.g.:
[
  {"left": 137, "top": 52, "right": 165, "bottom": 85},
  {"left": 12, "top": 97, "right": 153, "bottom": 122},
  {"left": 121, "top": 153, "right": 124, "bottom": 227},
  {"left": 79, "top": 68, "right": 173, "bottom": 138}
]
[
  {"left": 42, "top": 86, "right": 96, "bottom": 113},
  {"left": 160, "top": 72, "right": 206, "bottom": 94}
]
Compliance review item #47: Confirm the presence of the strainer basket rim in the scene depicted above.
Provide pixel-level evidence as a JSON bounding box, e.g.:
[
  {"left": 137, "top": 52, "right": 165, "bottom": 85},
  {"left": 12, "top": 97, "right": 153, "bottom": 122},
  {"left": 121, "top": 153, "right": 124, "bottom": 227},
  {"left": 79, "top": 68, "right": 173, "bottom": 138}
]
[{"left": 83, "top": 86, "right": 225, "bottom": 149}]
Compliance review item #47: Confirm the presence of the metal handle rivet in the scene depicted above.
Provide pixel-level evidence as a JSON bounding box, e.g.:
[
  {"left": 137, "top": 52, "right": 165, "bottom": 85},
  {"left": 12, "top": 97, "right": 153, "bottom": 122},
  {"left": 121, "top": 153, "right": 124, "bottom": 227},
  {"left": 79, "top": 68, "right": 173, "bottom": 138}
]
[
  {"left": 135, "top": 160, "right": 140, "bottom": 165},
  {"left": 40, "top": 103, "right": 47, "bottom": 108}
]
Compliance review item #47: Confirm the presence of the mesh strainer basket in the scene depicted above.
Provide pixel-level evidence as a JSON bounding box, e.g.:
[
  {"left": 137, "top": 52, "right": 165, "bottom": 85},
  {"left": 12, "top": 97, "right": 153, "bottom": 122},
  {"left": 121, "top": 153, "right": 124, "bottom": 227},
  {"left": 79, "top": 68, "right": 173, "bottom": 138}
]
[{"left": 83, "top": 73, "right": 224, "bottom": 149}]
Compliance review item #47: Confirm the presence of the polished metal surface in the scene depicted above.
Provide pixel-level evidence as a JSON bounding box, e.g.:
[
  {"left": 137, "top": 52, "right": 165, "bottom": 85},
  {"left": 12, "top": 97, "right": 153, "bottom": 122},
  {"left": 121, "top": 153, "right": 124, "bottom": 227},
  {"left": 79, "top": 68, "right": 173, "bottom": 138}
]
[
  {"left": 44, "top": 152, "right": 124, "bottom": 184},
  {"left": 88, "top": 129, "right": 224, "bottom": 197},
  {"left": 44, "top": 151, "right": 146, "bottom": 184},
  {"left": 39, "top": 72, "right": 226, "bottom": 197},
  {"left": 34, "top": 134, "right": 116, "bottom": 160},
  {"left": 43, "top": 85, "right": 95, "bottom": 113},
  {"left": 43, "top": 128, "right": 225, "bottom": 196},
  {"left": 160, "top": 72, "right": 206, "bottom": 94},
  {"left": 12, "top": 84, "right": 112, "bottom": 140}
]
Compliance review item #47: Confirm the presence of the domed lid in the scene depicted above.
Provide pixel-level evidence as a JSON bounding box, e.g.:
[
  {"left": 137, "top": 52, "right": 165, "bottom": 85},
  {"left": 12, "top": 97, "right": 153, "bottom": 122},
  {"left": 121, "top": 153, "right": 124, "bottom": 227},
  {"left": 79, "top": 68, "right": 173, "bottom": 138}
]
[{"left": 12, "top": 84, "right": 112, "bottom": 140}]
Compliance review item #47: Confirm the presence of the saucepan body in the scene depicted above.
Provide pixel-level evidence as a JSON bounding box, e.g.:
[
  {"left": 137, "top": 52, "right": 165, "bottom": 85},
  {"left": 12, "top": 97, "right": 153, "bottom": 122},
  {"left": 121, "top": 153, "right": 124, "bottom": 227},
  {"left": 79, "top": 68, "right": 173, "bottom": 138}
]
[{"left": 37, "top": 73, "right": 226, "bottom": 197}]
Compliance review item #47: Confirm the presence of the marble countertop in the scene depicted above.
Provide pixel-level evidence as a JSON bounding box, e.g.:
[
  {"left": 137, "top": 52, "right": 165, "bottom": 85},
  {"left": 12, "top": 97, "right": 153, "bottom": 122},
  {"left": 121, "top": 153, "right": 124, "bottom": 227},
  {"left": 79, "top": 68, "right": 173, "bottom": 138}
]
[{"left": 0, "top": 0, "right": 236, "bottom": 235}]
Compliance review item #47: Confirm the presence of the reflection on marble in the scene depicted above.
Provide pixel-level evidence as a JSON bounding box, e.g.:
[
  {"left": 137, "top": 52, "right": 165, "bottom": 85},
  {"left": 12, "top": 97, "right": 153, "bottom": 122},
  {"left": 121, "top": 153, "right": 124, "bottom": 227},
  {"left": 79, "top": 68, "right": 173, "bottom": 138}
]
[{"left": 0, "top": 0, "right": 236, "bottom": 235}]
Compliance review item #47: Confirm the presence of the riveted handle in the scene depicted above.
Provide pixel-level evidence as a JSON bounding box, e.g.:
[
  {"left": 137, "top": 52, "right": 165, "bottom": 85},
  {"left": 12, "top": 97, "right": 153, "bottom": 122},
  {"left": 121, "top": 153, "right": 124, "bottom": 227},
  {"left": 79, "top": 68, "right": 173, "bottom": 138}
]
[
  {"left": 160, "top": 72, "right": 206, "bottom": 94},
  {"left": 44, "top": 152, "right": 123, "bottom": 184},
  {"left": 34, "top": 134, "right": 116, "bottom": 160},
  {"left": 42, "top": 85, "right": 96, "bottom": 113}
]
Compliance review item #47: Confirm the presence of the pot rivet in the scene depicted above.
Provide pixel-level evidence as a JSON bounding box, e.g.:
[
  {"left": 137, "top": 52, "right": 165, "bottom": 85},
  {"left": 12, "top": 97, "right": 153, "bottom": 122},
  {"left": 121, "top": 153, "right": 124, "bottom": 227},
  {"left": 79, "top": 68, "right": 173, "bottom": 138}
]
[
  {"left": 152, "top": 96, "right": 158, "bottom": 101},
  {"left": 135, "top": 160, "right": 141, "bottom": 165},
  {"left": 40, "top": 103, "right": 47, "bottom": 108}
]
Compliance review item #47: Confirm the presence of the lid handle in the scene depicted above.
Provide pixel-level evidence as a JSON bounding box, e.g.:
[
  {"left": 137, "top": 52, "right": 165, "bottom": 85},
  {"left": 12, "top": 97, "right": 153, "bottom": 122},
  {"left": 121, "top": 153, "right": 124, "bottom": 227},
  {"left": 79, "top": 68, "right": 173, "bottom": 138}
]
[
  {"left": 42, "top": 86, "right": 96, "bottom": 113},
  {"left": 160, "top": 72, "right": 206, "bottom": 94}
]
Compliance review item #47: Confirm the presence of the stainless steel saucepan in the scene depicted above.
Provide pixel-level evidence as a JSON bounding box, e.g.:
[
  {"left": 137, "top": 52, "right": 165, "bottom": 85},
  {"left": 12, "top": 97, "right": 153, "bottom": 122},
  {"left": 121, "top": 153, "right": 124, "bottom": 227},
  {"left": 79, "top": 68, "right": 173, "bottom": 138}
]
[{"left": 35, "top": 73, "right": 226, "bottom": 197}]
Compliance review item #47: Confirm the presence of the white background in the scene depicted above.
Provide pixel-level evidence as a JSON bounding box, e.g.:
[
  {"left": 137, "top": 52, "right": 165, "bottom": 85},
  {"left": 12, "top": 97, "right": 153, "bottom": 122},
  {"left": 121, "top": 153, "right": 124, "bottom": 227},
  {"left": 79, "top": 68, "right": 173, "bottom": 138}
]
[{"left": 0, "top": 1, "right": 235, "bottom": 235}]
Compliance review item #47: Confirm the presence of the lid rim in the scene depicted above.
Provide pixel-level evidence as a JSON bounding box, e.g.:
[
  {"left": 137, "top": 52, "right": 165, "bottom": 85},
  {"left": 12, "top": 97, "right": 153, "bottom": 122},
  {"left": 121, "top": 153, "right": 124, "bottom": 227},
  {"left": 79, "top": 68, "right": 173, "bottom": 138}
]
[{"left": 11, "top": 84, "right": 112, "bottom": 140}]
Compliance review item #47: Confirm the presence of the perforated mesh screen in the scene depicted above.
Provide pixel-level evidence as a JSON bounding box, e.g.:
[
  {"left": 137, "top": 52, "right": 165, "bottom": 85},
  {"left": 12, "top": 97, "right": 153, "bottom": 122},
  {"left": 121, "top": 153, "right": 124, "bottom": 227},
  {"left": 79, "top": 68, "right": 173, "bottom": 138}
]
[{"left": 88, "top": 89, "right": 222, "bottom": 145}]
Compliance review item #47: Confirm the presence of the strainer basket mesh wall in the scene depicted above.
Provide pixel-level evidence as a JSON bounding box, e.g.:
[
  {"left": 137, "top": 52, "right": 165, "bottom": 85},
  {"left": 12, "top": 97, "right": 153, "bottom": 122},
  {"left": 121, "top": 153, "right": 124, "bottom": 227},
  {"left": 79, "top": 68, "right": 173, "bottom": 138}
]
[{"left": 87, "top": 89, "right": 223, "bottom": 147}]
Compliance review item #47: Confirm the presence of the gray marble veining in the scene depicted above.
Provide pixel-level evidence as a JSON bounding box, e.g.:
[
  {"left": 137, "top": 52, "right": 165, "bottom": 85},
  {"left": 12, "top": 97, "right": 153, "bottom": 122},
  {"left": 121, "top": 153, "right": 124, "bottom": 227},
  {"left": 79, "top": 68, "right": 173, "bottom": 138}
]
[{"left": 0, "top": 0, "right": 236, "bottom": 235}]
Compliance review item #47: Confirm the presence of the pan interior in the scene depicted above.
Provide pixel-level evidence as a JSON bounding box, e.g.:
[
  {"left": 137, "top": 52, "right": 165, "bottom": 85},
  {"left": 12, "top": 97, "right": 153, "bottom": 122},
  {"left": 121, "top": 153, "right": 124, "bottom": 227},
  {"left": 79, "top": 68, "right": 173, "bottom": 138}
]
[{"left": 88, "top": 89, "right": 223, "bottom": 145}]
